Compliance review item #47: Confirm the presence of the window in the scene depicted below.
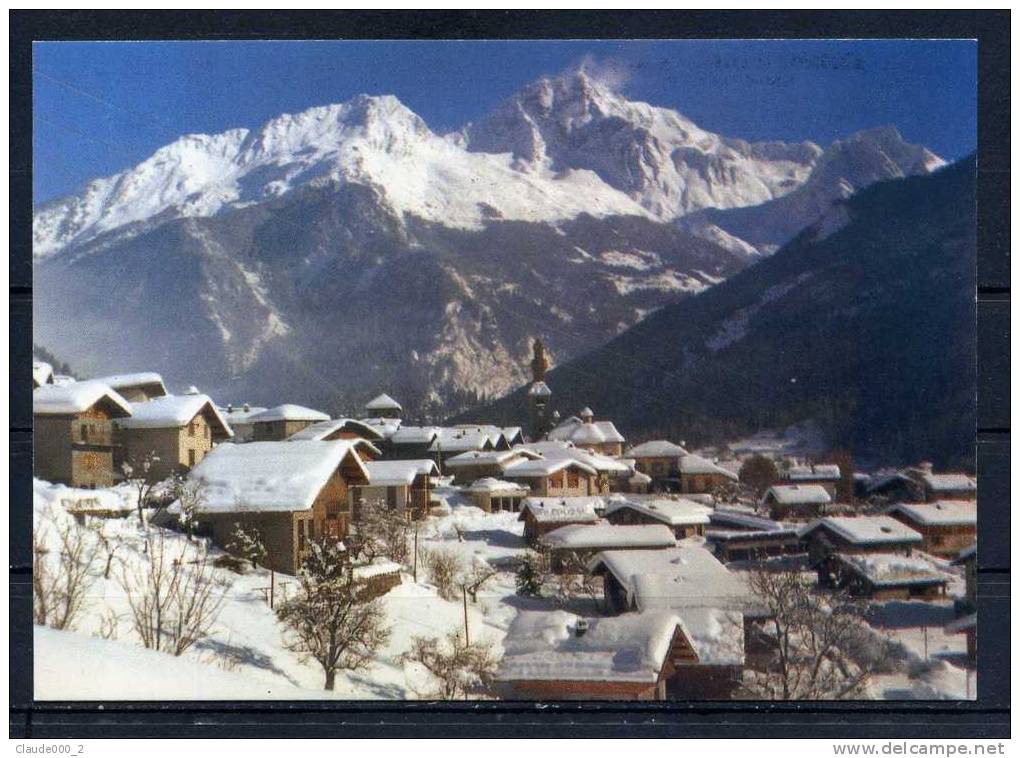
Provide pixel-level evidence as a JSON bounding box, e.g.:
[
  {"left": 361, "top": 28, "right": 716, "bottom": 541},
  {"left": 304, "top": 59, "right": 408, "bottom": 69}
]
[
  {"left": 188, "top": 449, "right": 196, "bottom": 467},
  {"left": 80, "top": 424, "right": 88, "bottom": 441},
  {"left": 567, "top": 469, "right": 579, "bottom": 488},
  {"left": 188, "top": 421, "right": 196, "bottom": 437}
]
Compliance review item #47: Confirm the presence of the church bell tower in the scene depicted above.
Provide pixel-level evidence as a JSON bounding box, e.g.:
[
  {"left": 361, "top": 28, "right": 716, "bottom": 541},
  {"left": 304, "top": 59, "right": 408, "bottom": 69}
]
[{"left": 528, "top": 338, "right": 553, "bottom": 441}]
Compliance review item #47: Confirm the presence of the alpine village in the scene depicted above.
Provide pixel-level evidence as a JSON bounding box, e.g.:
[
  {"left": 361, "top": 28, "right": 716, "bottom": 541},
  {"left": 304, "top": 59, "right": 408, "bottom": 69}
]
[{"left": 31, "top": 333, "right": 977, "bottom": 701}]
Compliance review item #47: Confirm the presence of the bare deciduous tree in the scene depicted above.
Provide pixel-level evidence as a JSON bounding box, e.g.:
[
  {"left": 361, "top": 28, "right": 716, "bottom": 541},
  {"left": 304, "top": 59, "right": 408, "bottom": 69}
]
[
  {"left": 400, "top": 631, "right": 499, "bottom": 700},
  {"left": 86, "top": 517, "right": 123, "bottom": 579},
  {"left": 276, "top": 536, "right": 391, "bottom": 690},
  {"left": 121, "top": 450, "right": 163, "bottom": 524},
  {"left": 740, "top": 567, "right": 872, "bottom": 700},
  {"left": 119, "top": 530, "right": 231, "bottom": 656},
  {"left": 33, "top": 508, "right": 99, "bottom": 631},
  {"left": 354, "top": 498, "right": 411, "bottom": 564},
  {"left": 173, "top": 477, "right": 207, "bottom": 541}
]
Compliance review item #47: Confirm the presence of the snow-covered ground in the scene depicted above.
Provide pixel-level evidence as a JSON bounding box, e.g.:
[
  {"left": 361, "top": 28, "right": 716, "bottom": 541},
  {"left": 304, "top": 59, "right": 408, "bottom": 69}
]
[
  {"left": 32, "top": 479, "right": 529, "bottom": 700},
  {"left": 33, "top": 477, "right": 974, "bottom": 701}
]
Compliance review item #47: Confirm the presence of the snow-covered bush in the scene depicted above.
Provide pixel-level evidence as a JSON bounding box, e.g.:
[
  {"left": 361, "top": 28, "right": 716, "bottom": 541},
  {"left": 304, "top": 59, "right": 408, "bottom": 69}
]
[
  {"left": 400, "top": 631, "right": 498, "bottom": 700},
  {"left": 352, "top": 498, "right": 411, "bottom": 565},
  {"left": 225, "top": 522, "right": 267, "bottom": 571},
  {"left": 514, "top": 551, "right": 545, "bottom": 597},
  {"left": 33, "top": 505, "right": 99, "bottom": 631},
  {"left": 421, "top": 547, "right": 465, "bottom": 601},
  {"left": 118, "top": 530, "right": 231, "bottom": 656}
]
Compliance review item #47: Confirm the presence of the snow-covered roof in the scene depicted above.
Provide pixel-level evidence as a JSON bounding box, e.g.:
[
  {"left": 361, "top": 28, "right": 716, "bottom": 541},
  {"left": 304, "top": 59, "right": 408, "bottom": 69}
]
[
  {"left": 286, "top": 418, "right": 384, "bottom": 442},
  {"left": 363, "top": 459, "right": 438, "bottom": 487},
  {"left": 33, "top": 360, "right": 53, "bottom": 386},
  {"left": 218, "top": 405, "right": 268, "bottom": 423},
  {"left": 839, "top": 554, "right": 948, "bottom": 587},
  {"left": 187, "top": 440, "right": 368, "bottom": 513},
  {"left": 429, "top": 427, "right": 496, "bottom": 454},
  {"left": 945, "top": 613, "right": 977, "bottom": 635},
  {"left": 541, "top": 524, "right": 675, "bottom": 551},
  {"left": 528, "top": 381, "right": 552, "bottom": 397},
  {"left": 952, "top": 542, "right": 977, "bottom": 565},
  {"left": 359, "top": 417, "right": 403, "bottom": 439},
  {"left": 466, "top": 478, "right": 529, "bottom": 494},
  {"left": 547, "top": 417, "right": 625, "bottom": 446},
  {"left": 786, "top": 464, "right": 842, "bottom": 482},
  {"left": 515, "top": 441, "right": 630, "bottom": 474},
  {"left": 496, "top": 609, "right": 686, "bottom": 683},
  {"left": 920, "top": 472, "right": 977, "bottom": 493},
  {"left": 886, "top": 501, "right": 977, "bottom": 528},
  {"left": 588, "top": 547, "right": 755, "bottom": 614},
  {"left": 520, "top": 497, "right": 600, "bottom": 524},
  {"left": 605, "top": 497, "right": 711, "bottom": 527},
  {"left": 709, "top": 508, "right": 786, "bottom": 532},
  {"left": 365, "top": 393, "right": 402, "bottom": 412},
  {"left": 249, "top": 404, "right": 329, "bottom": 423},
  {"left": 765, "top": 484, "right": 832, "bottom": 505},
  {"left": 444, "top": 448, "right": 539, "bottom": 468},
  {"left": 503, "top": 456, "right": 597, "bottom": 478},
  {"left": 33, "top": 380, "right": 132, "bottom": 417},
  {"left": 115, "top": 394, "right": 232, "bottom": 435},
  {"left": 390, "top": 425, "right": 440, "bottom": 445},
  {"left": 626, "top": 440, "right": 688, "bottom": 458},
  {"left": 90, "top": 372, "right": 167, "bottom": 396},
  {"left": 678, "top": 454, "right": 739, "bottom": 479},
  {"left": 798, "top": 516, "right": 922, "bottom": 546}
]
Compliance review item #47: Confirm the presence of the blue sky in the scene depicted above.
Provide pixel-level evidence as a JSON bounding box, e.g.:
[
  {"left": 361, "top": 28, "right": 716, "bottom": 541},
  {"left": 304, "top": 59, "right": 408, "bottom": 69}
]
[{"left": 33, "top": 39, "right": 976, "bottom": 203}]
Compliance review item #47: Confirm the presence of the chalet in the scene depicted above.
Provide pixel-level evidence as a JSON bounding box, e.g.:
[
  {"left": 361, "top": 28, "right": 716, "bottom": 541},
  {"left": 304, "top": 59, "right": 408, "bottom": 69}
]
[
  {"left": 821, "top": 553, "right": 948, "bottom": 600},
  {"left": 465, "top": 478, "right": 529, "bottom": 513},
  {"left": 114, "top": 393, "right": 233, "bottom": 480},
  {"left": 588, "top": 547, "right": 758, "bottom": 616},
  {"left": 604, "top": 496, "right": 711, "bottom": 539},
  {"left": 945, "top": 613, "right": 977, "bottom": 664},
  {"left": 386, "top": 425, "right": 440, "bottom": 460},
  {"left": 904, "top": 463, "right": 977, "bottom": 502},
  {"left": 540, "top": 523, "right": 675, "bottom": 572},
  {"left": 34, "top": 381, "right": 133, "bottom": 488},
  {"left": 885, "top": 501, "right": 977, "bottom": 557},
  {"left": 218, "top": 403, "right": 267, "bottom": 443},
  {"left": 798, "top": 516, "right": 922, "bottom": 565},
  {"left": 517, "top": 440, "right": 632, "bottom": 493},
  {"left": 33, "top": 360, "right": 54, "bottom": 389},
  {"left": 863, "top": 472, "right": 923, "bottom": 503},
  {"left": 783, "top": 464, "right": 842, "bottom": 497},
  {"left": 92, "top": 372, "right": 168, "bottom": 402},
  {"left": 364, "top": 393, "right": 402, "bottom": 419},
  {"left": 763, "top": 484, "right": 832, "bottom": 521},
  {"left": 951, "top": 542, "right": 977, "bottom": 613},
  {"left": 617, "top": 459, "right": 653, "bottom": 494},
  {"left": 671, "top": 454, "right": 739, "bottom": 495},
  {"left": 430, "top": 426, "right": 508, "bottom": 466},
  {"left": 443, "top": 448, "right": 542, "bottom": 485},
  {"left": 502, "top": 457, "right": 599, "bottom": 498},
  {"left": 518, "top": 496, "right": 600, "bottom": 542},
  {"left": 287, "top": 418, "right": 385, "bottom": 444},
  {"left": 353, "top": 459, "right": 439, "bottom": 519},
  {"left": 706, "top": 509, "right": 803, "bottom": 562},
  {"left": 626, "top": 440, "right": 688, "bottom": 483},
  {"left": 546, "top": 408, "right": 626, "bottom": 457},
  {"left": 249, "top": 404, "right": 330, "bottom": 441},
  {"left": 182, "top": 440, "right": 369, "bottom": 574},
  {"left": 494, "top": 609, "right": 744, "bottom": 701}
]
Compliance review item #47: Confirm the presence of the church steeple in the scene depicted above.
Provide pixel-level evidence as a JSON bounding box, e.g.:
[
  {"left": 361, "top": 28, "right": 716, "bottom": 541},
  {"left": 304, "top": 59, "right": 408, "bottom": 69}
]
[{"left": 527, "top": 338, "right": 553, "bottom": 441}]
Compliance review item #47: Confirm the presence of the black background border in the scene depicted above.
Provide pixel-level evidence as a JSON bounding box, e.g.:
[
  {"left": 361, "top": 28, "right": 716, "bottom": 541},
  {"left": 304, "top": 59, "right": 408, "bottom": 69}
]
[{"left": 9, "top": 9, "right": 1011, "bottom": 739}]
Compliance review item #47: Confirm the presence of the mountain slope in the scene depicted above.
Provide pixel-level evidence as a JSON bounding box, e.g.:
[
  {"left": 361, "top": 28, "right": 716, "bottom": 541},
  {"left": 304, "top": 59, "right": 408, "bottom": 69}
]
[
  {"left": 33, "top": 66, "right": 946, "bottom": 416},
  {"left": 462, "top": 158, "right": 977, "bottom": 468},
  {"left": 681, "top": 125, "right": 945, "bottom": 253}
]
